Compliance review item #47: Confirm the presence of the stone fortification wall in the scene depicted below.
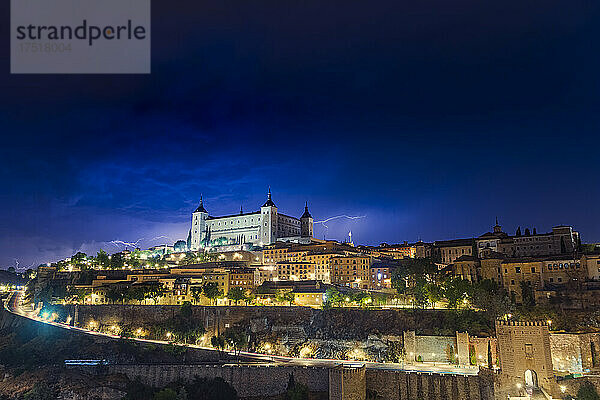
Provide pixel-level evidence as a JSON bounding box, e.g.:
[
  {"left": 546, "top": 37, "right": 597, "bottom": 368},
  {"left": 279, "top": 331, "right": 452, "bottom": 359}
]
[
  {"left": 415, "top": 335, "right": 456, "bottom": 362},
  {"left": 108, "top": 364, "right": 329, "bottom": 398},
  {"left": 365, "top": 369, "right": 493, "bottom": 400},
  {"left": 108, "top": 363, "right": 492, "bottom": 400},
  {"left": 550, "top": 332, "right": 600, "bottom": 372}
]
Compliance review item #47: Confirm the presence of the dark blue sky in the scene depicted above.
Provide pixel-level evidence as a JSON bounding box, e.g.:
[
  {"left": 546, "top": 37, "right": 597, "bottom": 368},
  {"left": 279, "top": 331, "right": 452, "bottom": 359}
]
[{"left": 1, "top": 0, "right": 599, "bottom": 269}]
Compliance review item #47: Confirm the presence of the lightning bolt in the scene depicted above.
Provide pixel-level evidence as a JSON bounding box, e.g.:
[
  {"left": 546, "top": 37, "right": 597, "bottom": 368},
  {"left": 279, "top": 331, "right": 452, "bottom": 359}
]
[
  {"left": 314, "top": 215, "right": 366, "bottom": 229},
  {"left": 148, "top": 235, "right": 171, "bottom": 242},
  {"left": 110, "top": 238, "right": 144, "bottom": 249}
]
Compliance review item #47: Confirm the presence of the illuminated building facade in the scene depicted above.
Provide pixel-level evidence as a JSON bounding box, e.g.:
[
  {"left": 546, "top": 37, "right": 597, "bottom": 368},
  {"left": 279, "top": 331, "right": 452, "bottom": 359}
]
[
  {"left": 189, "top": 189, "right": 313, "bottom": 250},
  {"left": 330, "top": 255, "right": 371, "bottom": 289}
]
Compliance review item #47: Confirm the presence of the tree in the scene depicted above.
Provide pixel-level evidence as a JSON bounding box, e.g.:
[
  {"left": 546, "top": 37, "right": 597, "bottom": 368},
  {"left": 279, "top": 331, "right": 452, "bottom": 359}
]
[
  {"left": 110, "top": 253, "right": 124, "bottom": 270},
  {"left": 126, "top": 285, "right": 147, "bottom": 304},
  {"left": 410, "top": 276, "right": 429, "bottom": 309},
  {"left": 190, "top": 286, "right": 203, "bottom": 305},
  {"left": 202, "top": 282, "right": 222, "bottom": 305},
  {"left": 444, "top": 278, "right": 471, "bottom": 310},
  {"left": 519, "top": 281, "right": 535, "bottom": 307},
  {"left": 324, "top": 287, "right": 343, "bottom": 307},
  {"left": 276, "top": 290, "right": 295, "bottom": 306},
  {"left": 487, "top": 341, "right": 493, "bottom": 368},
  {"left": 70, "top": 287, "right": 91, "bottom": 304},
  {"left": 515, "top": 227, "right": 522, "bottom": 237},
  {"left": 223, "top": 326, "right": 248, "bottom": 357},
  {"left": 391, "top": 268, "right": 409, "bottom": 295},
  {"left": 175, "top": 388, "right": 188, "bottom": 400},
  {"left": 391, "top": 258, "right": 440, "bottom": 308},
  {"left": 129, "top": 255, "right": 142, "bottom": 269},
  {"left": 227, "top": 287, "right": 246, "bottom": 305},
  {"left": 186, "top": 377, "right": 237, "bottom": 400},
  {"left": 71, "top": 252, "right": 87, "bottom": 268},
  {"left": 243, "top": 290, "right": 256, "bottom": 305},
  {"left": 424, "top": 282, "right": 444, "bottom": 308},
  {"left": 350, "top": 291, "right": 372, "bottom": 307},
  {"left": 577, "top": 382, "right": 600, "bottom": 400},
  {"left": 96, "top": 249, "right": 110, "bottom": 269},
  {"left": 183, "top": 252, "right": 198, "bottom": 265},
  {"left": 146, "top": 283, "right": 167, "bottom": 305},
  {"left": 470, "top": 279, "right": 511, "bottom": 320},
  {"left": 106, "top": 286, "right": 125, "bottom": 304},
  {"left": 284, "top": 373, "right": 308, "bottom": 400},
  {"left": 211, "top": 335, "right": 226, "bottom": 354},
  {"left": 153, "top": 388, "right": 177, "bottom": 400}
]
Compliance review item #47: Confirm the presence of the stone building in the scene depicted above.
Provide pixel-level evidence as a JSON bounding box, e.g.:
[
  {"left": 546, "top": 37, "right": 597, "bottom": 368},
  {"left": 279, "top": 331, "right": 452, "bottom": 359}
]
[
  {"left": 495, "top": 320, "right": 556, "bottom": 397},
  {"left": 190, "top": 190, "right": 313, "bottom": 250},
  {"left": 434, "top": 238, "right": 476, "bottom": 265},
  {"left": 276, "top": 261, "right": 317, "bottom": 281},
  {"left": 477, "top": 220, "right": 579, "bottom": 259},
  {"left": 330, "top": 255, "right": 371, "bottom": 289},
  {"left": 584, "top": 253, "right": 600, "bottom": 281},
  {"left": 228, "top": 267, "right": 255, "bottom": 291}
]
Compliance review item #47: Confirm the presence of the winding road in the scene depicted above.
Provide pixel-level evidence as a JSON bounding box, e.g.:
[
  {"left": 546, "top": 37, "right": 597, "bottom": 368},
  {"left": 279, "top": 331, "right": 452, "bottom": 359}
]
[{"left": 4, "top": 290, "right": 478, "bottom": 375}]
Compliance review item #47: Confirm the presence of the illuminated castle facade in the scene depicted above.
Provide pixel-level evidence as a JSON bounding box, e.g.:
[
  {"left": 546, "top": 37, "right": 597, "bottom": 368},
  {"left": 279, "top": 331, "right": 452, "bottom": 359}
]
[{"left": 189, "top": 189, "right": 313, "bottom": 250}]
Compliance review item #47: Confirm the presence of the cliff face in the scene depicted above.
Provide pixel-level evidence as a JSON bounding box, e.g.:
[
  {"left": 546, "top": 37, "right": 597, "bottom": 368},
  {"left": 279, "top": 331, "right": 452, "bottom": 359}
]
[
  {"left": 40, "top": 304, "right": 493, "bottom": 363},
  {"left": 55, "top": 304, "right": 494, "bottom": 339}
]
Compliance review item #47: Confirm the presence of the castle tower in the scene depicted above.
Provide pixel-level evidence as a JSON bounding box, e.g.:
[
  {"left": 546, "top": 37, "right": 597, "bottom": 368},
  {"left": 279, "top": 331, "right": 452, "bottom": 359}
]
[
  {"left": 493, "top": 217, "right": 503, "bottom": 234},
  {"left": 300, "top": 201, "right": 313, "bottom": 238},
  {"left": 495, "top": 320, "right": 556, "bottom": 397},
  {"left": 260, "top": 188, "right": 278, "bottom": 245},
  {"left": 190, "top": 195, "right": 209, "bottom": 251}
]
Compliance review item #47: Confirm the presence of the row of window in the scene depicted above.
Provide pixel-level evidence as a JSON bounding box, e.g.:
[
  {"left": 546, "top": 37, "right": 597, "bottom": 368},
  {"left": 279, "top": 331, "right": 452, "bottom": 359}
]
[{"left": 547, "top": 262, "right": 580, "bottom": 270}]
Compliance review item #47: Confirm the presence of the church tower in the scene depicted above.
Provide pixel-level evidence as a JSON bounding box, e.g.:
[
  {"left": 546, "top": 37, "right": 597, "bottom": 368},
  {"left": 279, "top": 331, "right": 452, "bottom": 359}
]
[
  {"left": 190, "top": 195, "right": 209, "bottom": 251},
  {"left": 260, "top": 188, "right": 278, "bottom": 245},
  {"left": 493, "top": 217, "right": 503, "bottom": 234},
  {"left": 300, "top": 202, "right": 313, "bottom": 238}
]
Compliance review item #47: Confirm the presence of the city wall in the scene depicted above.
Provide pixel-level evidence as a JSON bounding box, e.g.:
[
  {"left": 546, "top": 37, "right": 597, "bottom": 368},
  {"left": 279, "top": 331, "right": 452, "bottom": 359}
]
[
  {"left": 107, "top": 364, "right": 329, "bottom": 398},
  {"left": 365, "top": 369, "right": 494, "bottom": 400},
  {"left": 550, "top": 332, "right": 600, "bottom": 372},
  {"left": 106, "top": 363, "right": 495, "bottom": 400},
  {"left": 415, "top": 335, "right": 456, "bottom": 363}
]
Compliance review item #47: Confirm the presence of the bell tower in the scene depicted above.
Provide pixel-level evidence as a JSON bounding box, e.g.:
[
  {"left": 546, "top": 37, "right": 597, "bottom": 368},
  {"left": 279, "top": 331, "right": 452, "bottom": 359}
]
[
  {"left": 190, "top": 195, "right": 209, "bottom": 251},
  {"left": 301, "top": 202, "right": 313, "bottom": 238},
  {"left": 260, "top": 188, "right": 278, "bottom": 245}
]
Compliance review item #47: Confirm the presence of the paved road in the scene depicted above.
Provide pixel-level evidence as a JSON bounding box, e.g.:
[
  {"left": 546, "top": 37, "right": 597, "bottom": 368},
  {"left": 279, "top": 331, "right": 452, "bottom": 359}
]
[{"left": 4, "top": 291, "right": 478, "bottom": 375}]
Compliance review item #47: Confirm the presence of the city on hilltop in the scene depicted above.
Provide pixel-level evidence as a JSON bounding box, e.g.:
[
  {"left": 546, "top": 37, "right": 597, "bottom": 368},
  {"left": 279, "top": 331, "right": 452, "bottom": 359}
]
[
  {"left": 2, "top": 0, "right": 598, "bottom": 398},
  {"left": 1, "top": 190, "right": 598, "bottom": 399}
]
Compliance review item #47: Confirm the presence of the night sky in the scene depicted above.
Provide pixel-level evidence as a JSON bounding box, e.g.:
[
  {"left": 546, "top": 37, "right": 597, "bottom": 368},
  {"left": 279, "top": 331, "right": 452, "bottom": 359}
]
[{"left": 1, "top": 0, "right": 599, "bottom": 269}]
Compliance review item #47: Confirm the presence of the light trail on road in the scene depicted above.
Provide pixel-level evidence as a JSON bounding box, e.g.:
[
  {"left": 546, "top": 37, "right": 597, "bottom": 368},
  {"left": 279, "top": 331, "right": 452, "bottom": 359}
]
[{"left": 4, "top": 291, "right": 478, "bottom": 375}]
